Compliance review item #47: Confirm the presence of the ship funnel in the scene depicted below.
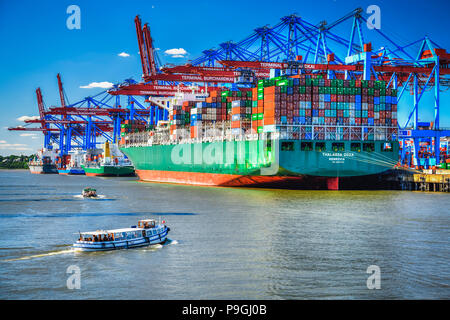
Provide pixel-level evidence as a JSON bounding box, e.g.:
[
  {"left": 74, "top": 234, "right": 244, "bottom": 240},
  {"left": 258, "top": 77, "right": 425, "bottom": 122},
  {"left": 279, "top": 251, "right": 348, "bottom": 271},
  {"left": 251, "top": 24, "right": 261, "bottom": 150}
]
[{"left": 104, "top": 141, "right": 111, "bottom": 158}]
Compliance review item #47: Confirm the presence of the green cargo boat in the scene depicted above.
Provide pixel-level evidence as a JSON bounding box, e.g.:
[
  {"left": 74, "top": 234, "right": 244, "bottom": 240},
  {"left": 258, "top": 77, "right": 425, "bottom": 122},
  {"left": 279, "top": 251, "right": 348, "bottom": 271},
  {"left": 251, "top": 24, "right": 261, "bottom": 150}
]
[
  {"left": 82, "top": 164, "right": 135, "bottom": 177},
  {"left": 83, "top": 141, "right": 135, "bottom": 177}
]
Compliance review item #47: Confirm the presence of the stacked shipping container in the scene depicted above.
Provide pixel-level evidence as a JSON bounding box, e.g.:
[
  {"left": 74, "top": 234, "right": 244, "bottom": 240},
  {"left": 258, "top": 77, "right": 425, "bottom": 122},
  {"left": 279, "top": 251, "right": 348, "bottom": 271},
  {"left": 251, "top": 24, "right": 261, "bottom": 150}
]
[
  {"left": 161, "top": 74, "right": 398, "bottom": 142},
  {"left": 251, "top": 75, "right": 398, "bottom": 140},
  {"left": 120, "top": 120, "right": 147, "bottom": 144},
  {"left": 189, "top": 89, "right": 253, "bottom": 138}
]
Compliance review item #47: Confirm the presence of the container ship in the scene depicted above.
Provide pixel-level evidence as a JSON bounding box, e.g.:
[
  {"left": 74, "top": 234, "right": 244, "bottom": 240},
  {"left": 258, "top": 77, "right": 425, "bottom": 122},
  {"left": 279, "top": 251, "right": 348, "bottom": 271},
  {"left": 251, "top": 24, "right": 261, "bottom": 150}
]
[
  {"left": 119, "top": 75, "right": 399, "bottom": 190},
  {"left": 82, "top": 141, "right": 135, "bottom": 176},
  {"left": 28, "top": 148, "right": 58, "bottom": 174},
  {"left": 56, "top": 150, "right": 85, "bottom": 175}
]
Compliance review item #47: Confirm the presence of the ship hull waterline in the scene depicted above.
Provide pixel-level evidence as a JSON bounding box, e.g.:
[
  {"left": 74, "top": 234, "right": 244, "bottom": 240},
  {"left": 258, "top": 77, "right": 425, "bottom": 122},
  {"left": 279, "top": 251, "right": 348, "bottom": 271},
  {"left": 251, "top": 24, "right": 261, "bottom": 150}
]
[
  {"left": 121, "top": 139, "right": 399, "bottom": 190},
  {"left": 57, "top": 168, "right": 85, "bottom": 175},
  {"left": 29, "top": 165, "right": 58, "bottom": 174},
  {"left": 82, "top": 165, "right": 135, "bottom": 177}
]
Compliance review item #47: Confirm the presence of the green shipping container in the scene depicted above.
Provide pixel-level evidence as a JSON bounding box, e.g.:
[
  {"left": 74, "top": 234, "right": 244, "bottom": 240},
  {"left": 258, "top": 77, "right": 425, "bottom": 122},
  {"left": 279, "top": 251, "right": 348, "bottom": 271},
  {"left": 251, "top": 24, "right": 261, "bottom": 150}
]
[{"left": 276, "top": 79, "right": 289, "bottom": 86}]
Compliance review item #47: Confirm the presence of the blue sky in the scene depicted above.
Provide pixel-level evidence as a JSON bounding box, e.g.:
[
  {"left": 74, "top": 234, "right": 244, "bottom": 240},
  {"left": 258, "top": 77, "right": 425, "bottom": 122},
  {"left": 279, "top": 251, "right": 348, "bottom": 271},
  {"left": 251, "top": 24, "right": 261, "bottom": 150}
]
[{"left": 0, "top": 0, "right": 449, "bottom": 155}]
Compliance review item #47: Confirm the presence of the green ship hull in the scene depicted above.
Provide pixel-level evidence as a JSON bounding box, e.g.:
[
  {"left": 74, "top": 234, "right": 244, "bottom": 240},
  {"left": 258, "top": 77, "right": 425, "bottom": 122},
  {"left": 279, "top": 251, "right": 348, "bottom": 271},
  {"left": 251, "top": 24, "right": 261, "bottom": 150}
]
[
  {"left": 120, "top": 139, "right": 399, "bottom": 189},
  {"left": 82, "top": 164, "right": 135, "bottom": 177}
]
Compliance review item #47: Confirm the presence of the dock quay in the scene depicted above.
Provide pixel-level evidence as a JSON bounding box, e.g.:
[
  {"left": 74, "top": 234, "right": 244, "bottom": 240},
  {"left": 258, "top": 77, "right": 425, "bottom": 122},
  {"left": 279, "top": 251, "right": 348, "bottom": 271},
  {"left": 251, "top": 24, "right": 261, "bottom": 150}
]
[{"left": 395, "top": 170, "right": 450, "bottom": 192}]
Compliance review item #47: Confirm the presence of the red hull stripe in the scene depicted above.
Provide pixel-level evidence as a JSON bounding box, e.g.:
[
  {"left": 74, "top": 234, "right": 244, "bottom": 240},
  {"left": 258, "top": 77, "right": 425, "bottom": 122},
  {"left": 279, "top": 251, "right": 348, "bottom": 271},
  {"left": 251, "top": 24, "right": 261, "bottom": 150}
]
[
  {"left": 85, "top": 172, "right": 104, "bottom": 177},
  {"left": 135, "top": 169, "right": 306, "bottom": 187}
]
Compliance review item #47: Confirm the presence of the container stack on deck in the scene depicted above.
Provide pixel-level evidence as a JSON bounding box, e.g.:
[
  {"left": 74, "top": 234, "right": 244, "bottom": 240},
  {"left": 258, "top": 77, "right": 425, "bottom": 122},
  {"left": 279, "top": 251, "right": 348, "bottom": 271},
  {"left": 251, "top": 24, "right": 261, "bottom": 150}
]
[
  {"left": 188, "top": 89, "right": 253, "bottom": 138},
  {"left": 246, "top": 75, "right": 398, "bottom": 135},
  {"left": 150, "top": 74, "right": 398, "bottom": 143},
  {"left": 169, "top": 105, "right": 190, "bottom": 137},
  {"left": 231, "top": 100, "right": 252, "bottom": 135},
  {"left": 120, "top": 120, "right": 148, "bottom": 144}
]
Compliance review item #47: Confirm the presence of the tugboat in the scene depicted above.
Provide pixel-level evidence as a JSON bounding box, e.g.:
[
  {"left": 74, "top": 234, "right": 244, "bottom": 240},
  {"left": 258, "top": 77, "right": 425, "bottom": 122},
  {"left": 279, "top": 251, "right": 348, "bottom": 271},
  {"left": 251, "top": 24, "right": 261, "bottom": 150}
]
[
  {"left": 82, "top": 187, "right": 97, "bottom": 198},
  {"left": 73, "top": 219, "right": 170, "bottom": 251}
]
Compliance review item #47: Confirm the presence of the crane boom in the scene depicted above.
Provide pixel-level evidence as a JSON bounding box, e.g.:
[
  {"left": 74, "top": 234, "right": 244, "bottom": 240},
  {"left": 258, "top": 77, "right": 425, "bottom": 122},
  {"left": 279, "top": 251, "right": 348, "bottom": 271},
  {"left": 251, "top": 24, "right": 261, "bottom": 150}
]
[
  {"left": 57, "top": 73, "right": 66, "bottom": 108},
  {"left": 135, "top": 16, "right": 150, "bottom": 81},
  {"left": 143, "top": 23, "right": 157, "bottom": 78}
]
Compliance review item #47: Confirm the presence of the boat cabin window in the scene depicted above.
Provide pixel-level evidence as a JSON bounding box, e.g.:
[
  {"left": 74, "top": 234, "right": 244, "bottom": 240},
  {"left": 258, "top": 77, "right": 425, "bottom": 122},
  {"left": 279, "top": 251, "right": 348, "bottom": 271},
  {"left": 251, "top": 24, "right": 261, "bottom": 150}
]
[
  {"left": 81, "top": 233, "right": 113, "bottom": 242},
  {"left": 351, "top": 143, "right": 361, "bottom": 152},
  {"left": 301, "top": 142, "right": 313, "bottom": 151},
  {"left": 363, "top": 143, "right": 375, "bottom": 152},
  {"left": 332, "top": 143, "right": 345, "bottom": 152},
  {"left": 138, "top": 220, "right": 156, "bottom": 229},
  {"left": 281, "top": 141, "right": 294, "bottom": 151},
  {"left": 315, "top": 142, "right": 326, "bottom": 152}
]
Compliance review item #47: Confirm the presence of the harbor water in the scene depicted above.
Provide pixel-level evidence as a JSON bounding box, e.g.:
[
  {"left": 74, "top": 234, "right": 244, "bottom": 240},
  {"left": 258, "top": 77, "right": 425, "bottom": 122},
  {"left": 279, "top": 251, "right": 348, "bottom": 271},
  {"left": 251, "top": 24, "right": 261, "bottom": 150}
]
[{"left": 0, "top": 169, "right": 448, "bottom": 299}]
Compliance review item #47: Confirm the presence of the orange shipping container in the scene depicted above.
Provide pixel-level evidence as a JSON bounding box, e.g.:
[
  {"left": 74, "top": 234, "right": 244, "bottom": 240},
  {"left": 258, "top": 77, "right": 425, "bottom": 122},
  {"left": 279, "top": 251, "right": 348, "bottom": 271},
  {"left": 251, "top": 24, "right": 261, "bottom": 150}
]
[
  {"left": 231, "top": 121, "right": 241, "bottom": 129},
  {"left": 264, "top": 108, "right": 275, "bottom": 117},
  {"left": 264, "top": 86, "right": 276, "bottom": 95},
  {"left": 190, "top": 126, "right": 197, "bottom": 138},
  {"left": 264, "top": 117, "right": 275, "bottom": 125},
  {"left": 264, "top": 101, "right": 276, "bottom": 109},
  {"left": 264, "top": 93, "right": 276, "bottom": 102}
]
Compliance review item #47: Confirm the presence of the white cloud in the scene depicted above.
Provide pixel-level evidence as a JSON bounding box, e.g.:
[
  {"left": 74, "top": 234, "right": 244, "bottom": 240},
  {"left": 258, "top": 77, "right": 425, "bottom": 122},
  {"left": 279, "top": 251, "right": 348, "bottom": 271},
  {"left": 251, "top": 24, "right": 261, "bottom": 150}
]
[
  {"left": 80, "top": 81, "right": 114, "bottom": 89},
  {"left": 17, "top": 115, "right": 40, "bottom": 122},
  {"left": 171, "top": 55, "right": 185, "bottom": 58},
  {"left": 6, "top": 147, "right": 33, "bottom": 151},
  {"left": 20, "top": 133, "right": 37, "bottom": 137},
  {"left": 0, "top": 141, "right": 30, "bottom": 150},
  {"left": 165, "top": 48, "right": 187, "bottom": 56},
  {"left": 118, "top": 52, "right": 130, "bottom": 57}
]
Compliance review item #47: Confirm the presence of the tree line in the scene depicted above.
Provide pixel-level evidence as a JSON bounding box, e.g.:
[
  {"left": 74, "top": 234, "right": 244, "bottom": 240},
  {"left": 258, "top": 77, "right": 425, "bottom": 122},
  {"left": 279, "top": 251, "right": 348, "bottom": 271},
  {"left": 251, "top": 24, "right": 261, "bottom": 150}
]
[{"left": 0, "top": 155, "right": 34, "bottom": 169}]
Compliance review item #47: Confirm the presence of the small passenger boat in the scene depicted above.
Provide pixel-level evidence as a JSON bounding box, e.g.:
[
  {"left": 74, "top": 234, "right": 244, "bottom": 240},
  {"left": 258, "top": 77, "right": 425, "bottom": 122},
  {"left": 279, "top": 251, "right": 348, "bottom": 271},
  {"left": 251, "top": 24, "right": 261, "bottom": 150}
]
[
  {"left": 82, "top": 187, "right": 97, "bottom": 198},
  {"left": 73, "top": 219, "right": 170, "bottom": 252}
]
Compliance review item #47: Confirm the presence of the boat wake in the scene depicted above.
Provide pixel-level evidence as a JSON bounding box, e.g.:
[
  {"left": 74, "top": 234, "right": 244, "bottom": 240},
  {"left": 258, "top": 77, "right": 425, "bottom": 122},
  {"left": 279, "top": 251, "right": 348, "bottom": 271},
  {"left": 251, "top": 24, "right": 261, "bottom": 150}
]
[
  {"left": 73, "top": 194, "right": 109, "bottom": 200},
  {"left": 165, "top": 238, "right": 178, "bottom": 245},
  {"left": 2, "top": 248, "right": 75, "bottom": 262},
  {"left": 3, "top": 238, "right": 176, "bottom": 261}
]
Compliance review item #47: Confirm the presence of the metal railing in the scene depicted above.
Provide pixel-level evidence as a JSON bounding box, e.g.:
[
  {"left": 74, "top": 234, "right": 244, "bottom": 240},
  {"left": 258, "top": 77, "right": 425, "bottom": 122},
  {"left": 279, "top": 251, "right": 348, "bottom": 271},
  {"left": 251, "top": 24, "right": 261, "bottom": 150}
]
[{"left": 122, "top": 121, "right": 398, "bottom": 148}]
